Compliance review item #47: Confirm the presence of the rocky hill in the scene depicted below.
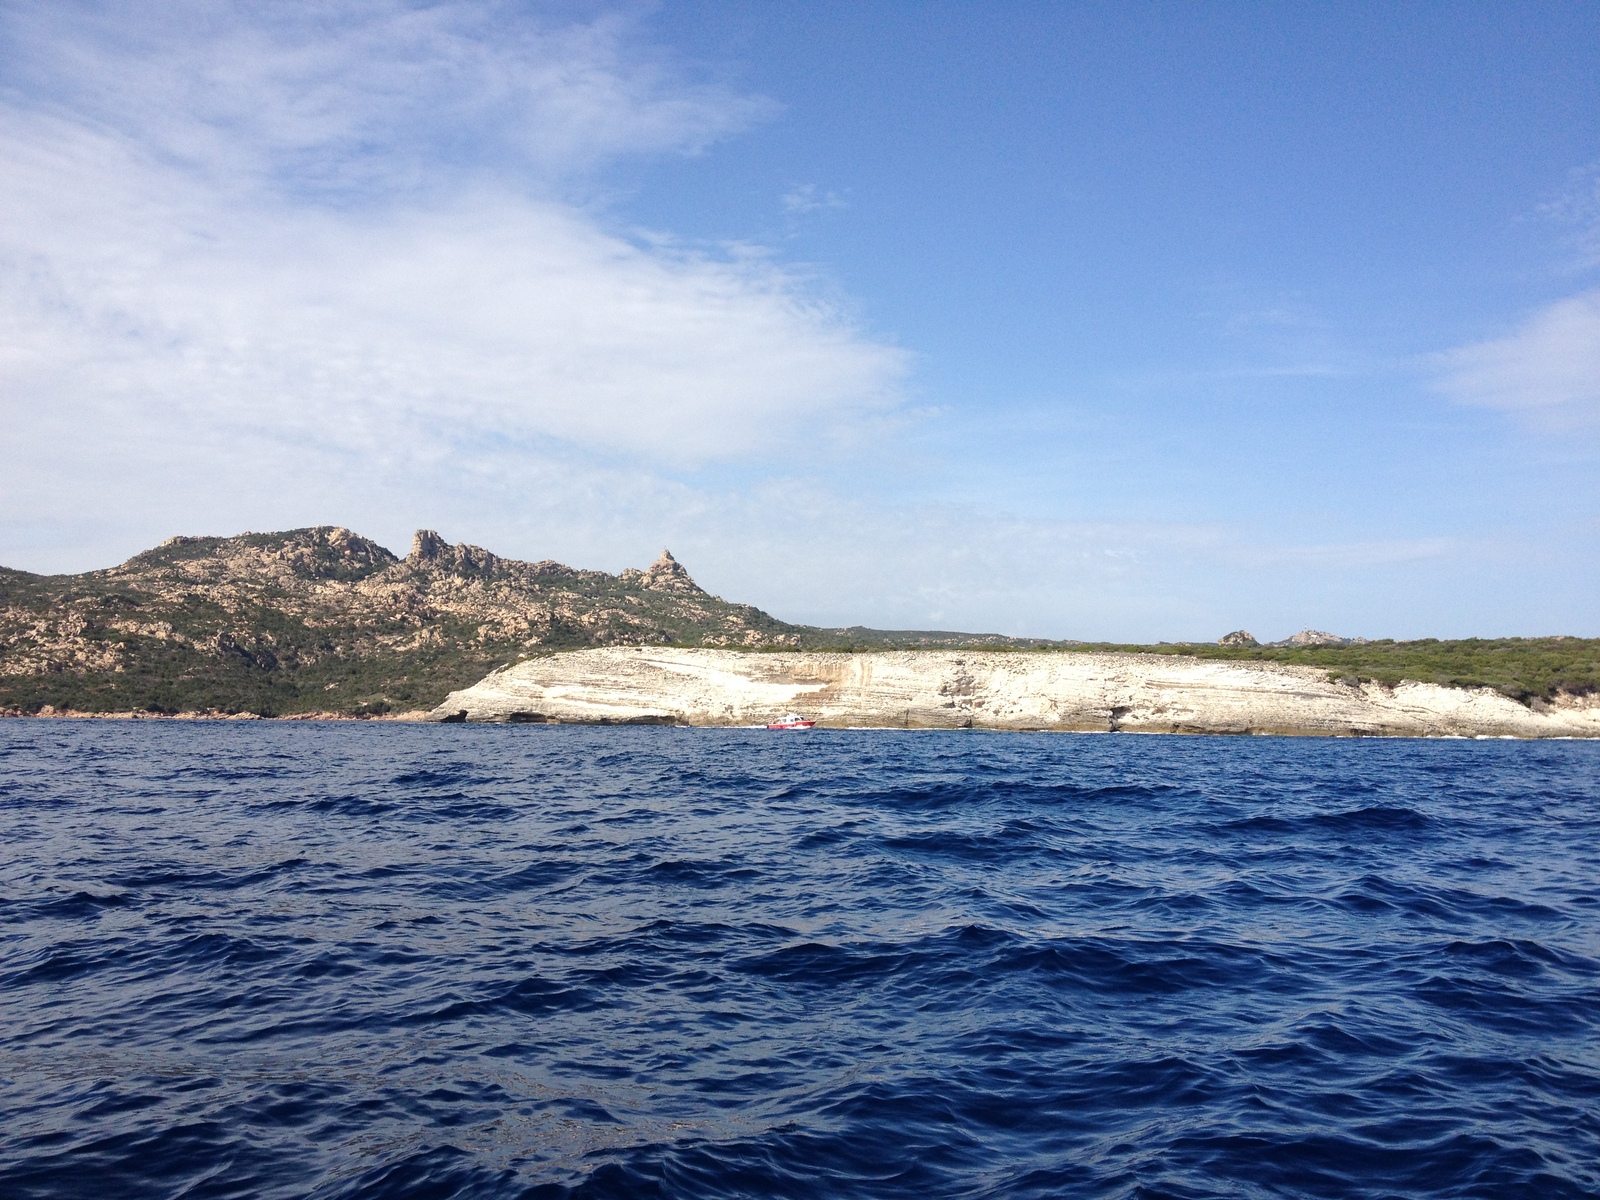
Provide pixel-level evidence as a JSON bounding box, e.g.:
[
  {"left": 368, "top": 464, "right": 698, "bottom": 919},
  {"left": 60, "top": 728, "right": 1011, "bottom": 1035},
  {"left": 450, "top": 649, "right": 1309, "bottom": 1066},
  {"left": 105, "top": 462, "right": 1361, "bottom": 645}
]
[
  {"left": 0, "top": 526, "right": 1059, "bottom": 717},
  {"left": 0, "top": 527, "right": 799, "bottom": 715}
]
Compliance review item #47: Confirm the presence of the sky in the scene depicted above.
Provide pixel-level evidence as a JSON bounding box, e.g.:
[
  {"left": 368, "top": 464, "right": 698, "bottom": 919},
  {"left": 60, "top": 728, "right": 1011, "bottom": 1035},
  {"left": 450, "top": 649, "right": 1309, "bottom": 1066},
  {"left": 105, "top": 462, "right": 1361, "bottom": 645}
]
[{"left": 2, "top": 0, "right": 1597, "bottom": 641}]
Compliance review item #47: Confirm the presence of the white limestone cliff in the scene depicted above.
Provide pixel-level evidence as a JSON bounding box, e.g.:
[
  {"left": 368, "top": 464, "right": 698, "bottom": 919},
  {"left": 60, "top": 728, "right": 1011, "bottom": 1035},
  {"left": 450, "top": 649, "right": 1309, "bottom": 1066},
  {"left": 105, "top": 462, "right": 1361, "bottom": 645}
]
[{"left": 427, "top": 647, "right": 1600, "bottom": 738}]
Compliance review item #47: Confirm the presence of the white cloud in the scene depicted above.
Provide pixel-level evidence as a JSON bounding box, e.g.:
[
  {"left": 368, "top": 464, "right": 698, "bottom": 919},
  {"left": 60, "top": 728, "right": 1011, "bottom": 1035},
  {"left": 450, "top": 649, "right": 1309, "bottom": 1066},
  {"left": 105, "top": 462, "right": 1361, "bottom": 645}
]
[
  {"left": 782, "top": 184, "right": 847, "bottom": 215},
  {"left": 1537, "top": 160, "right": 1600, "bottom": 270},
  {"left": 1, "top": 1, "right": 773, "bottom": 193},
  {"left": 0, "top": 0, "right": 909, "bottom": 538},
  {"left": 1435, "top": 291, "right": 1600, "bottom": 421}
]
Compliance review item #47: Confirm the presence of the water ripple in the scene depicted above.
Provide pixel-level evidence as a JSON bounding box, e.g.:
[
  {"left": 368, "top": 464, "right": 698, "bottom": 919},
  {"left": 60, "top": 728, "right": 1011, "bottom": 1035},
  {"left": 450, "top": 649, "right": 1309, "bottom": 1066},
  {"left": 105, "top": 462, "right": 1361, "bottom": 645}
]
[{"left": 2, "top": 722, "right": 1597, "bottom": 1198}]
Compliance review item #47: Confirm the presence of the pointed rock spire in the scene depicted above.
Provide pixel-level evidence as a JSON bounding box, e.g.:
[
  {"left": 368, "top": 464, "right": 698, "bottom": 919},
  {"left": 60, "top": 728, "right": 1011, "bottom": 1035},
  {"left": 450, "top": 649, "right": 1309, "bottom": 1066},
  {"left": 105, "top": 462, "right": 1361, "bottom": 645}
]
[
  {"left": 632, "top": 549, "right": 705, "bottom": 595},
  {"left": 406, "top": 529, "right": 501, "bottom": 575},
  {"left": 410, "top": 530, "right": 448, "bottom": 562}
]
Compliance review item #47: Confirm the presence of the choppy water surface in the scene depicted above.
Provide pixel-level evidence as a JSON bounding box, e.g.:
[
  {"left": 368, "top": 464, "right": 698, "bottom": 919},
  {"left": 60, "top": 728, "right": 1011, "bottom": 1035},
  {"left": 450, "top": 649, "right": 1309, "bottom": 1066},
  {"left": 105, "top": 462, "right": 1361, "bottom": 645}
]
[{"left": 2, "top": 723, "right": 1598, "bottom": 1199}]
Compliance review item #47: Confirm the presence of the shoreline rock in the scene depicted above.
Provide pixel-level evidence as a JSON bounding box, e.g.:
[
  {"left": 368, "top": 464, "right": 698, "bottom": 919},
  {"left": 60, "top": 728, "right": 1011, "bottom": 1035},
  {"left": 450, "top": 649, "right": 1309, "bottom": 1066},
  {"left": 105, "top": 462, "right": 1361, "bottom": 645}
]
[{"left": 425, "top": 647, "right": 1600, "bottom": 739}]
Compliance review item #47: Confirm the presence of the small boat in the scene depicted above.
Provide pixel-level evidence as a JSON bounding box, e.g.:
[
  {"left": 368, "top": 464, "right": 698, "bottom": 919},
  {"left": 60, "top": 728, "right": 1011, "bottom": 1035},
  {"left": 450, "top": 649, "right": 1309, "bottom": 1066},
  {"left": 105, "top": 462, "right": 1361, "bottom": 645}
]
[{"left": 766, "top": 713, "right": 816, "bottom": 730}]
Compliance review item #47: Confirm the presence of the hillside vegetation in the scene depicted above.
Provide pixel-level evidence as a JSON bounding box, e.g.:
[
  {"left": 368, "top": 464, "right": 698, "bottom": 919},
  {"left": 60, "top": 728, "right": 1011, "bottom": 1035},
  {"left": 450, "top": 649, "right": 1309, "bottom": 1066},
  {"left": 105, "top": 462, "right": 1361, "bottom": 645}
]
[{"left": 1058, "top": 639, "right": 1600, "bottom": 705}]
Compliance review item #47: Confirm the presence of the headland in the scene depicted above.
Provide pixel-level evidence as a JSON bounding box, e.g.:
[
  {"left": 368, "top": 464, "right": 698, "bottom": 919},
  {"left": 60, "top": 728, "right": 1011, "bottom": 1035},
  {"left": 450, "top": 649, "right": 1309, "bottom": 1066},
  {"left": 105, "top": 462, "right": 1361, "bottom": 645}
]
[{"left": 4, "top": 526, "right": 1596, "bottom": 735}]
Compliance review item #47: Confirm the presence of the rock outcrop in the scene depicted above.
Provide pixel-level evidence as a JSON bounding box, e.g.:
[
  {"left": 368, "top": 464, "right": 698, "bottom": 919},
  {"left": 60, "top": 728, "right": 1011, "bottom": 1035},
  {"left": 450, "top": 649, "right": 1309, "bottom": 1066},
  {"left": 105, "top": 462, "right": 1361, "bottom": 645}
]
[
  {"left": 1275, "top": 629, "right": 1348, "bottom": 647},
  {"left": 1218, "top": 630, "right": 1259, "bottom": 647},
  {"left": 408, "top": 529, "right": 502, "bottom": 575},
  {"left": 619, "top": 550, "right": 705, "bottom": 596},
  {"left": 427, "top": 647, "right": 1600, "bottom": 738}
]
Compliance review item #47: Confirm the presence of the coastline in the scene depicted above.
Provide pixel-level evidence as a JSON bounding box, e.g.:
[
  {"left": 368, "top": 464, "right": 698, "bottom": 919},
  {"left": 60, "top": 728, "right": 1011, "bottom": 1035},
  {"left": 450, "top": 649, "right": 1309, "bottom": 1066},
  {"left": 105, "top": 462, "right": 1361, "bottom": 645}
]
[
  {"left": 425, "top": 647, "right": 1600, "bottom": 739},
  {"left": 9, "top": 647, "right": 1598, "bottom": 739}
]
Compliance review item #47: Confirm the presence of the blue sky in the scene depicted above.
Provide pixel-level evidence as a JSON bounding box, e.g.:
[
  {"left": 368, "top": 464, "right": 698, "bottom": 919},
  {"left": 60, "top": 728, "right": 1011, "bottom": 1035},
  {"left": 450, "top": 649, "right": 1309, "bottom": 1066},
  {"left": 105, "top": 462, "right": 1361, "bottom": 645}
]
[{"left": 2, "top": 1, "right": 1597, "bottom": 640}]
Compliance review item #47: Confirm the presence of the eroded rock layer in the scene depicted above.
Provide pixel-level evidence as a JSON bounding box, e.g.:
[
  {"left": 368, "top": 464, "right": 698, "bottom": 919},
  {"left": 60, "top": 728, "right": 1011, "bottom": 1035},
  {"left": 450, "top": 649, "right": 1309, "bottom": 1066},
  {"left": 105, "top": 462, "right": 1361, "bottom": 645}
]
[{"left": 429, "top": 647, "right": 1600, "bottom": 738}]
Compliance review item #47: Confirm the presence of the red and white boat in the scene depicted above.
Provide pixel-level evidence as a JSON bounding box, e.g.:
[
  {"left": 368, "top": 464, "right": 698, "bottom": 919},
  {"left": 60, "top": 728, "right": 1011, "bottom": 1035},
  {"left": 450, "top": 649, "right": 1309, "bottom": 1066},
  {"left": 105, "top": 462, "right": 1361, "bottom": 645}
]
[{"left": 765, "top": 713, "right": 816, "bottom": 730}]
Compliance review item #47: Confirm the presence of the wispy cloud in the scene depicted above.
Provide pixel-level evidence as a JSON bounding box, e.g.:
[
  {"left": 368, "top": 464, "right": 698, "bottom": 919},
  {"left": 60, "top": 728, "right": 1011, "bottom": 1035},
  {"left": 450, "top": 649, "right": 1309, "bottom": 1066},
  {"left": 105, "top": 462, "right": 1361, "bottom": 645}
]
[
  {"left": 1537, "top": 160, "right": 1600, "bottom": 271},
  {"left": 781, "top": 183, "right": 847, "bottom": 215},
  {"left": 0, "top": 1, "right": 774, "bottom": 195},
  {"left": 1230, "top": 537, "right": 1459, "bottom": 571},
  {"left": 0, "top": 0, "right": 909, "bottom": 563},
  {"left": 1434, "top": 291, "right": 1600, "bottom": 423}
]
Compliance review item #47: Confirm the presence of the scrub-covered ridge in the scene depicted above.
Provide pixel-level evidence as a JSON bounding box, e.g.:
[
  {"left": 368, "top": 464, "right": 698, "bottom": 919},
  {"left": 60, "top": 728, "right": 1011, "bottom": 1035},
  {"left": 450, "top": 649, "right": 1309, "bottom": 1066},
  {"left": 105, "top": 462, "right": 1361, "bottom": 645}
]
[{"left": 0, "top": 527, "right": 807, "bottom": 716}]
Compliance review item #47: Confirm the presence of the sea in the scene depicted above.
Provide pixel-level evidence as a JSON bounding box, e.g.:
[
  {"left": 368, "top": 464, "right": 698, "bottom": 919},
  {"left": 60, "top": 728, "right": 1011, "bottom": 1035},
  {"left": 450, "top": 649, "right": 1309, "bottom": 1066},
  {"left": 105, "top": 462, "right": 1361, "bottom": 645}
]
[{"left": 2, "top": 721, "right": 1598, "bottom": 1199}]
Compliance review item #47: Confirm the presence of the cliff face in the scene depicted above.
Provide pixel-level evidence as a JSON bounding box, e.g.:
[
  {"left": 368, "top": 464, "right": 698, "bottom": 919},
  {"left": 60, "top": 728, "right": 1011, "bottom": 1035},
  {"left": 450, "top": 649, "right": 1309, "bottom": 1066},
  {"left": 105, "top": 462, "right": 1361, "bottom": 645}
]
[
  {"left": 0, "top": 528, "right": 803, "bottom": 716},
  {"left": 429, "top": 647, "right": 1600, "bottom": 738}
]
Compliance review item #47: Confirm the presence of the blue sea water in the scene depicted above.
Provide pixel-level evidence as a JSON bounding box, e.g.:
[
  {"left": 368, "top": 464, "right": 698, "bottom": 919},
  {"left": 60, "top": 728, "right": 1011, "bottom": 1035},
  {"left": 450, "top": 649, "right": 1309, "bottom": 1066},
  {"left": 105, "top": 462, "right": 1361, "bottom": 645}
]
[{"left": 1, "top": 723, "right": 1598, "bottom": 1199}]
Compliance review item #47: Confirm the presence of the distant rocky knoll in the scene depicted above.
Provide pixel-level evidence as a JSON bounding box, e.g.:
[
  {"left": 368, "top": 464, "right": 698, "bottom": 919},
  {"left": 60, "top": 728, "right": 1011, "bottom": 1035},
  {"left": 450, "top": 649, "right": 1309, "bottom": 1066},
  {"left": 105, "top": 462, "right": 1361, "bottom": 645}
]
[
  {"left": 0, "top": 527, "right": 1064, "bottom": 717},
  {"left": 429, "top": 647, "right": 1600, "bottom": 739},
  {"left": 1272, "top": 629, "right": 1354, "bottom": 648},
  {"left": 1216, "top": 629, "right": 1365, "bottom": 648}
]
